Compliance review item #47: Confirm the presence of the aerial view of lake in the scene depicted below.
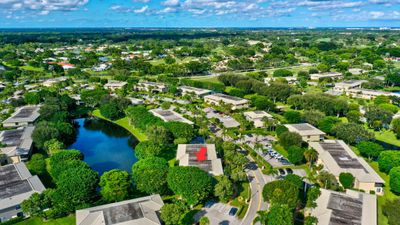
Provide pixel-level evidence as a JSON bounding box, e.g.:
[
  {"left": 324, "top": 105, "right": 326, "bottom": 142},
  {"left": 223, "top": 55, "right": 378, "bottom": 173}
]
[{"left": 68, "top": 118, "right": 139, "bottom": 174}]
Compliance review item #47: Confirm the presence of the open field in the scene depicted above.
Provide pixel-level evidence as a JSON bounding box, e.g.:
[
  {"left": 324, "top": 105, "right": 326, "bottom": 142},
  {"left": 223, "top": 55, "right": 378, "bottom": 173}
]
[{"left": 15, "top": 216, "right": 75, "bottom": 225}]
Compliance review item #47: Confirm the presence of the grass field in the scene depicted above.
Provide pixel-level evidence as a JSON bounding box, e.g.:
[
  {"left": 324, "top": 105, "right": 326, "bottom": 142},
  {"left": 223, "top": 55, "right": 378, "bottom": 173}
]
[
  {"left": 373, "top": 129, "right": 400, "bottom": 147},
  {"left": 92, "top": 110, "right": 147, "bottom": 141},
  {"left": 15, "top": 216, "right": 75, "bottom": 225},
  {"left": 189, "top": 76, "right": 222, "bottom": 84}
]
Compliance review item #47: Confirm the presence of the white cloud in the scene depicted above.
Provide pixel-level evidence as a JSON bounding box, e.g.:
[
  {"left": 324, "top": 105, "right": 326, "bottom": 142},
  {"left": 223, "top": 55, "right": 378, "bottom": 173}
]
[
  {"left": 162, "top": 0, "right": 180, "bottom": 6},
  {"left": 0, "top": 0, "right": 89, "bottom": 15},
  {"left": 134, "top": 5, "right": 149, "bottom": 13}
]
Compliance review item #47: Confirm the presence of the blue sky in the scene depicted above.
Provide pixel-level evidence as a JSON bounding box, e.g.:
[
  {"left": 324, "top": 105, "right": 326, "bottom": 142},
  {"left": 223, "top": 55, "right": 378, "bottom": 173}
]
[{"left": 1, "top": 0, "right": 400, "bottom": 28}]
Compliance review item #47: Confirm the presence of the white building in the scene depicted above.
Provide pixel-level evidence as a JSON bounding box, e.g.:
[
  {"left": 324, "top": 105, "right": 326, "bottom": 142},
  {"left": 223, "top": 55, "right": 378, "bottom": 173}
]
[
  {"left": 176, "top": 144, "right": 223, "bottom": 176},
  {"left": 150, "top": 108, "right": 194, "bottom": 125},
  {"left": 127, "top": 97, "right": 144, "bottom": 106},
  {"left": 204, "top": 93, "right": 249, "bottom": 110},
  {"left": 309, "top": 140, "right": 385, "bottom": 195},
  {"left": 284, "top": 123, "right": 325, "bottom": 142},
  {"left": 42, "top": 77, "right": 68, "bottom": 87},
  {"left": 310, "top": 72, "right": 343, "bottom": 80},
  {"left": 311, "top": 189, "right": 377, "bottom": 225},
  {"left": 0, "top": 126, "right": 34, "bottom": 163},
  {"left": 345, "top": 88, "right": 400, "bottom": 100},
  {"left": 76, "top": 195, "right": 164, "bottom": 225},
  {"left": 178, "top": 86, "right": 212, "bottom": 97},
  {"left": 243, "top": 111, "right": 273, "bottom": 128},
  {"left": 0, "top": 163, "right": 46, "bottom": 222},
  {"left": 264, "top": 76, "right": 297, "bottom": 85},
  {"left": 104, "top": 81, "right": 127, "bottom": 91},
  {"left": 135, "top": 81, "right": 167, "bottom": 93},
  {"left": 2, "top": 105, "right": 41, "bottom": 128},
  {"left": 333, "top": 80, "right": 367, "bottom": 92}
]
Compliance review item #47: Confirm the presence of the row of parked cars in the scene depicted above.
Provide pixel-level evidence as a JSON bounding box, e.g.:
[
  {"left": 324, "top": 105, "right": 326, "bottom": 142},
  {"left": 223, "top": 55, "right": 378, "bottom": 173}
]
[{"left": 267, "top": 148, "right": 284, "bottom": 161}]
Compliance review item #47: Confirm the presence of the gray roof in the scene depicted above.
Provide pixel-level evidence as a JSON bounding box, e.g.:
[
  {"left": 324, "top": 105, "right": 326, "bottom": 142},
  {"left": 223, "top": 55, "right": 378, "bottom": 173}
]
[
  {"left": 0, "top": 162, "right": 45, "bottom": 210},
  {"left": 76, "top": 195, "right": 164, "bottom": 225},
  {"left": 3, "top": 105, "right": 40, "bottom": 124},
  {"left": 0, "top": 126, "right": 34, "bottom": 157},
  {"left": 284, "top": 123, "right": 325, "bottom": 136},
  {"left": 150, "top": 108, "right": 194, "bottom": 125},
  {"left": 311, "top": 189, "right": 377, "bottom": 225}
]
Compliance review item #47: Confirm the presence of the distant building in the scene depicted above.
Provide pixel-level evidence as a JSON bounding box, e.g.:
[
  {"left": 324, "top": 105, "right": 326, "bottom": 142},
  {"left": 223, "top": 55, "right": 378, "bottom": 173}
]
[
  {"left": 127, "top": 97, "right": 144, "bottom": 106},
  {"left": 348, "top": 68, "right": 364, "bottom": 75},
  {"left": 310, "top": 140, "right": 385, "bottom": 194},
  {"left": 0, "top": 126, "right": 34, "bottom": 163},
  {"left": 243, "top": 111, "right": 273, "bottom": 128},
  {"left": 76, "top": 195, "right": 164, "bottom": 225},
  {"left": 176, "top": 144, "right": 223, "bottom": 176},
  {"left": 333, "top": 80, "right": 367, "bottom": 92},
  {"left": 284, "top": 123, "right": 325, "bottom": 142},
  {"left": 104, "top": 81, "right": 127, "bottom": 91},
  {"left": 204, "top": 93, "right": 249, "bottom": 110},
  {"left": 2, "top": 105, "right": 40, "bottom": 128},
  {"left": 178, "top": 86, "right": 212, "bottom": 97},
  {"left": 150, "top": 108, "right": 194, "bottom": 125},
  {"left": 135, "top": 82, "right": 167, "bottom": 93},
  {"left": 264, "top": 76, "right": 297, "bottom": 85},
  {"left": 0, "top": 162, "right": 46, "bottom": 222},
  {"left": 204, "top": 108, "right": 240, "bottom": 128},
  {"left": 310, "top": 72, "right": 343, "bottom": 80},
  {"left": 345, "top": 88, "right": 400, "bottom": 100},
  {"left": 311, "top": 189, "right": 377, "bottom": 225},
  {"left": 42, "top": 77, "right": 68, "bottom": 87}
]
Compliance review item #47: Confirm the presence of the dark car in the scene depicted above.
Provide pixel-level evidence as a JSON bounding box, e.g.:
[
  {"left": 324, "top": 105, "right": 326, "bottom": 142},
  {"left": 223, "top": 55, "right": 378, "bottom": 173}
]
[
  {"left": 278, "top": 169, "right": 286, "bottom": 176},
  {"left": 286, "top": 168, "right": 293, "bottom": 174},
  {"left": 204, "top": 200, "right": 215, "bottom": 208},
  {"left": 229, "top": 207, "right": 238, "bottom": 216}
]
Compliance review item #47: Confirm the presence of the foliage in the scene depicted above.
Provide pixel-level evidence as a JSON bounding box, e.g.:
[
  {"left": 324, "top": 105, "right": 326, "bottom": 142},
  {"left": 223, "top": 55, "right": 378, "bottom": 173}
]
[
  {"left": 134, "top": 141, "right": 164, "bottom": 159},
  {"left": 251, "top": 95, "right": 276, "bottom": 111},
  {"left": 199, "top": 216, "right": 210, "bottom": 225},
  {"left": 288, "top": 93, "right": 348, "bottom": 116},
  {"left": 365, "top": 106, "right": 393, "bottom": 130},
  {"left": 214, "top": 175, "right": 234, "bottom": 202},
  {"left": 284, "top": 174, "right": 303, "bottom": 189},
  {"left": 391, "top": 118, "right": 400, "bottom": 138},
  {"left": 160, "top": 203, "right": 185, "bottom": 225},
  {"left": 21, "top": 192, "right": 52, "bottom": 218},
  {"left": 278, "top": 131, "right": 303, "bottom": 150},
  {"left": 306, "top": 187, "right": 321, "bottom": 208},
  {"left": 99, "top": 169, "right": 131, "bottom": 202},
  {"left": 389, "top": 167, "right": 400, "bottom": 194},
  {"left": 273, "top": 69, "right": 293, "bottom": 77},
  {"left": 339, "top": 172, "right": 355, "bottom": 189},
  {"left": 167, "top": 166, "right": 213, "bottom": 205},
  {"left": 383, "top": 199, "right": 400, "bottom": 225},
  {"left": 283, "top": 110, "right": 302, "bottom": 124},
  {"left": 266, "top": 204, "right": 293, "bottom": 225},
  {"left": 302, "top": 110, "right": 325, "bottom": 126},
  {"left": 27, "top": 154, "right": 47, "bottom": 176},
  {"left": 356, "top": 141, "right": 384, "bottom": 160},
  {"left": 275, "top": 125, "right": 289, "bottom": 136},
  {"left": 378, "top": 151, "right": 400, "bottom": 173},
  {"left": 332, "top": 123, "right": 374, "bottom": 145},
  {"left": 287, "top": 146, "right": 305, "bottom": 165},
  {"left": 146, "top": 125, "right": 172, "bottom": 145},
  {"left": 262, "top": 180, "right": 299, "bottom": 209},
  {"left": 317, "top": 171, "right": 340, "bottom": 191},
  {"left": 132, "top": 157, "right": 169, "bottom": 194},
  {"left": 43, "top": 139, "right": 64, "bottom": 155}
]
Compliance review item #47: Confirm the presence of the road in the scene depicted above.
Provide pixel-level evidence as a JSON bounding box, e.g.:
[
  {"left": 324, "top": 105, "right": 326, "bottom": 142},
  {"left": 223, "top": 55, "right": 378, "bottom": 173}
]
[{"left": 241, "top": 157, "right": 268, "bottom": 225}]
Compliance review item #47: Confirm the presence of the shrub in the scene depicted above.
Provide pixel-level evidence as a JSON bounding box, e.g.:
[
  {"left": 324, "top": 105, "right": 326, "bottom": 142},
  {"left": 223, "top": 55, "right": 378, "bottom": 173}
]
[{"left": 339, "top": 172, "right": 355, "bottom": 189}]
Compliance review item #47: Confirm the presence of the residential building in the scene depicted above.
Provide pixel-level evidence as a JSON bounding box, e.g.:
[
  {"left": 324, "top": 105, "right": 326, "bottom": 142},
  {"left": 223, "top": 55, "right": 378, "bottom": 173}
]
[
  {"left": 309, "top": 140, "right": 385, "bottom": 194},
  {"left": 76, "top": 195, "right": 164, "bottom": 225},
  {"left": 178, "top": 86, "right": 212, "bottom": 97},
  {"left": 311, "top": 189, "right": 377, "bottom": 225},
  {"left": 176, "top": 144, "right": 223, "bottom": 176},
  {"left": 204, "top": 93, "right": 249, "bottom": 110},
  {"left": 104, "top": 81, "right": 127, "bottom": 91},
  {"left": 0, "top": 163, "right": 45, "bottom": 222},
  {"left": 349, "top": 68, "right": 364, "bottom": 75},
  {"left": 42, "top": 77, "right": 68, "bottom": 87},
  {"left": 204, "top": 108, "right": 240, "bottom": 128},
  {"left": 127, "top": 97, "right": 144, "bottom": 106},
  {"left": 264, "top": 76, "right": 297, "bottom": 85},
  {"left": 243, "top": 111, "right": 273, "bottom": 128},
  {"left": 284, "top": 123, "right": 325, "bottom": 142},
  {"left": 150, "top": 108, "right": 194, "bottom": 125},
  {"left": 333, "top": 80, "right": 367, "bottom": 92},
  {"left": 310, "top": 72, "right": 343, "bottom": 80},
  {"left": 345, "top": 88, "right": 400, "bottom": 100},
  {"left": 2, "top": 105, "right": 40, "bottom": 128},
  {"left": 0, "top": 126, "right": 34, "bottom": 163},
  {"left": 135, "top": 82, "right": 167, "bottom": 93}
]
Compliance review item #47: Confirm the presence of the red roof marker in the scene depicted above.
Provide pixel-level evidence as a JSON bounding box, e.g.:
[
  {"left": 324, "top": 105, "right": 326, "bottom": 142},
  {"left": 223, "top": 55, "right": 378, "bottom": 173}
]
[{"left": 196, "top": 147, "right": 207, "bottom": 161}]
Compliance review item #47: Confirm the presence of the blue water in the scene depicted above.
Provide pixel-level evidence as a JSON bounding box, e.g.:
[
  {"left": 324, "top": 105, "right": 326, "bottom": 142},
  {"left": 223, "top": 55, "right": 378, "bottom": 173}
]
[{"left": 68, "top": 118, "right": 139, "bottom": 175}]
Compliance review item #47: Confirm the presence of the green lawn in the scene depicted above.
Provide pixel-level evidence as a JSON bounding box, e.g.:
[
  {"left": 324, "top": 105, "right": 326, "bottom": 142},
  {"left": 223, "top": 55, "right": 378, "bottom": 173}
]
[
  {"left": 20, "top": 65, "right": 44, "bottom": 72},
  {"left": 16, "top": 216, "right": 75, "bottom": 225},
  {"left": 92, "top": 110, "right": 147, "bottom": 141},
  {"left": 373, "top": 129, "right": 400, "bottom": 147},
  {"left": 230, "top": 182, "right": 250, "bottom": 219},
  {"left": 189, "top": 76, "right": 222, "bottom": 84}
]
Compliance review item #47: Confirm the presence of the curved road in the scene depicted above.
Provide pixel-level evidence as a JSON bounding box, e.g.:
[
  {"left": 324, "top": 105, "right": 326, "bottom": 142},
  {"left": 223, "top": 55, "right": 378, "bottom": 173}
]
[{"left": 241, "top": 157, "right": 268, "bottom": 225}]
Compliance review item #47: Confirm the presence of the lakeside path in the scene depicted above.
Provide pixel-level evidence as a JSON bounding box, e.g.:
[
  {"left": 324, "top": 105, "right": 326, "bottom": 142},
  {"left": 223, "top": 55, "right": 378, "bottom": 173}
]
[{"left": 92, "top": 109, "right": 148, "bottom": 142}]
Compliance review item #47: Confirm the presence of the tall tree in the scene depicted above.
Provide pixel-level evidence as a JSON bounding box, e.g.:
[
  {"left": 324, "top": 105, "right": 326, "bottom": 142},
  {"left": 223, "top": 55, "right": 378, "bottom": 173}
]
[{"left": 99, "top": 169, "right": 131, "bottom": 202}]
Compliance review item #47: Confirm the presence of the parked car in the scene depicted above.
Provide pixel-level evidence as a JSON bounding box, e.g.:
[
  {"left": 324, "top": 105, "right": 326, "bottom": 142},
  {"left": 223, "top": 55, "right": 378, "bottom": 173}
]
[
  {"left": 278, "top": 169, "right": 286, "bottom": 176},
  {"left": 286, "top": 168, "right": 293, "bottom": 174},
  {"left": 229, "top": 207, "right": 238, "bottom": 216}
]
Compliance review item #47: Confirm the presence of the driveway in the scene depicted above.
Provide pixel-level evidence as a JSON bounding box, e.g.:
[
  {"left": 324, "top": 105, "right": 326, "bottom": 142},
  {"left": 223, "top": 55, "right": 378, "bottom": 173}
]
[{"left": 194, "top": 202, "right": 241, "bottom": 225}]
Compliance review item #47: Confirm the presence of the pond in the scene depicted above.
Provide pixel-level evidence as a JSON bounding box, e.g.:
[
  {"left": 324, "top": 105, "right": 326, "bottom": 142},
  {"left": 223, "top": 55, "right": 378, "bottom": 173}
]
[{"left": 68, "top": 118, "right": 139, "bottom": 175}]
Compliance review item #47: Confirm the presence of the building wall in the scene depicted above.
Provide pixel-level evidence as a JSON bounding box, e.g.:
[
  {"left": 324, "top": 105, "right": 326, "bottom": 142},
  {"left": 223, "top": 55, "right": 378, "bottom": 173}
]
[
  {"left": 3, "top": 122, "right": 30, "bottom": 128},
  {"left": 0, "top": 205, "right": 23, "bottom": 222},
  {"left": 302, "top": 134, "right": 324, "bottom": 142}
]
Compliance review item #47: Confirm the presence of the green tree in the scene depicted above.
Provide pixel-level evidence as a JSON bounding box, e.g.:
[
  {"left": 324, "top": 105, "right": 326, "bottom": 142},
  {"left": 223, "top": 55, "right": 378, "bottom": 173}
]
[
  {"left": 365, "top": 106, "right": 393, "bottom": 130},
  {"left": 317, "top": 171, "right": 339, "bottom": 191},
  {"left": 199, "top": 216, "right": 210, "bottom": 225},
  {"left": 132, "top": 157, "right": 169, "bottom": 194},
  {"left": 262, "top": 180, "right": 299, "bottom": 209},
  {"left": 356, "top": 141, "right": 384, "bottom": 160},
  {"left": 306, "top": 187, "right": 321, "bottom": 208},
  {"left": 27, "top": 154, "right": 46, "bottom": 176},
  {"left": 146, "top": 125, "right": 172, "bottom": 145},
  {"left": 214, "top": 175, "right": 234, "bottom": 202},
  {"left": 273, "top": 69, "right": 293, "bottom": 77},
  {"left": 266, "top": 204, "right": 293, "bottom": 225},
  {"left": 284, "top": 110, "right": 302, "bottom": 124},
  {"left": 332, "top": 123, "right": 374, "bottom": 145},
  {"left": 43, "top": 139, "right": 64, "bottom": 155},
  {"left": 383, "top": 199, "right": 400, "bottom": 225},
  {"left": 32, "top": 122, "right": 60, "bottom": 150},
  {"left": 284, "top": 174, "right": 303, "bottom": 189},
  {"left": 279, "top": 131, "right": 303, "bottom": 150},
  {"left": 391, "top": 118, "right": 400, "bottom": 138},
  {"left": 100, "top": 102, "right": 121, "bottom": 120},
  {"left": 304, "top": 216, "right": 318, "bottom": 225},
  {"left": 24, "top": 92, "right": 41, "bottom": 104},
  {"left": 21, "top": 192, "right": 51, "bottom": 218},
  {"left": 378, "top": 151, "right": 400, "bottom": 173},
  {"left": 275, "top": 125, "right": 289, "bottom": 136},
  {"left": 302, "top": 110, "right": 325, "bottom": 126},
  {"left": 99, "top": 169, "right": 131, "bottom": 202},
  {"left": 389, "top": 166, "right": 400, "bottom": 194},
  {"left": 339, "top": 172, "right": 355, "bottom": 189},
  {"left": 134, "top": 141, "right": 163, "bottom": 159},
  {"left": 167, "top": 166, "right": 213, "bottom": 205},
  {"left": 287, "top": 146, "right": 305, "bottom": 165},
  {"left": 161, "top": 102, "right": 171, "bottom": 110},
  {"left": 304, "top": 148, "right": 318, "bottom": 167},
  {"left": 160, "top": 203, "right": 185, "bottom": 225}
]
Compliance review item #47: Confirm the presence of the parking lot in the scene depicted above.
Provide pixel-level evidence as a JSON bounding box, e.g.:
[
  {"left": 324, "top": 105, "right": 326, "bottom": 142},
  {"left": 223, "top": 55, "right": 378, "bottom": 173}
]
[{"left": 194, "top": 202, "right": 241, "bottom": 225}]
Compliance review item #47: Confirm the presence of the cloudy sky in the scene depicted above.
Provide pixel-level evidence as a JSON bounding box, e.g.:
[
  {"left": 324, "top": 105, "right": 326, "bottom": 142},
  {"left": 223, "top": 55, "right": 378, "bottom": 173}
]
[{"left": 1, "top": 0, "right": 400, "bottom": 28}]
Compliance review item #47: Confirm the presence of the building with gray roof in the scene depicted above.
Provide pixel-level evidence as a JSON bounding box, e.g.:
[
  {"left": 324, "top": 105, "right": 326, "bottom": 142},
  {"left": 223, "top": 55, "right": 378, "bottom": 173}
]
[
  {"left": 178, "top": 86, "right": 212, "bottom": 97},
  {"left": 0, "top": 162, "right": 45, "bottom": 222},
  {"left": 150, "top": 108, "right": 194, "bottom": 125},
  {"left": 284, "top": 123, "right": 325, "bottom": 142},
  {"left": 310, "top": 140, "right": 385, "bottom": 195},
  {"left": 2, "top": 105, "right": 40, "bottom": 128},
  {"left": 176, "top": 144, "right": 223, "bottom": 176},
  {"left": 0, "top": 126, "right": 35, "bottom": 163},
  {"left": 76, "top": 195, "right": 164, "bottom": 225},
  {"left": 135, "top": 81, "right": 167, "bottom": 93},
  {"left": 311, "top": 189, "right": 377, "bottom": 225},
  {"left": 204, "top": 93, "right": 249, "bottom": 110}
]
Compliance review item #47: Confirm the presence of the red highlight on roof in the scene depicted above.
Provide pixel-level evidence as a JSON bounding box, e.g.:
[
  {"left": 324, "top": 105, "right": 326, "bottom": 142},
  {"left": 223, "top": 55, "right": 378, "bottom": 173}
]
[{"left": 196, "top": 147, "right": 207, "bottom": 161}]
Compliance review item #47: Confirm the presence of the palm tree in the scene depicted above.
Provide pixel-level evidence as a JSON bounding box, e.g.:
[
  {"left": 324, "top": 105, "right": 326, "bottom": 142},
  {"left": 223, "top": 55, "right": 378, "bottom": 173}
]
[
  {"left": 304, "top": 148, "right": 318, "bottom": 168},
  {"left": 254, "top": 210, "right": 268, "bottom": 225}
]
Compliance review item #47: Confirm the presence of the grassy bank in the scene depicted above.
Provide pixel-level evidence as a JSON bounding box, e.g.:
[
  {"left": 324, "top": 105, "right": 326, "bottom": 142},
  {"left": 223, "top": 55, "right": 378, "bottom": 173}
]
[
  {"left": 15, "top": 215, "right": 75, "bottom": 225},
  {"left": 92, "top": 110, "right": 147, "bottom": 142}
]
